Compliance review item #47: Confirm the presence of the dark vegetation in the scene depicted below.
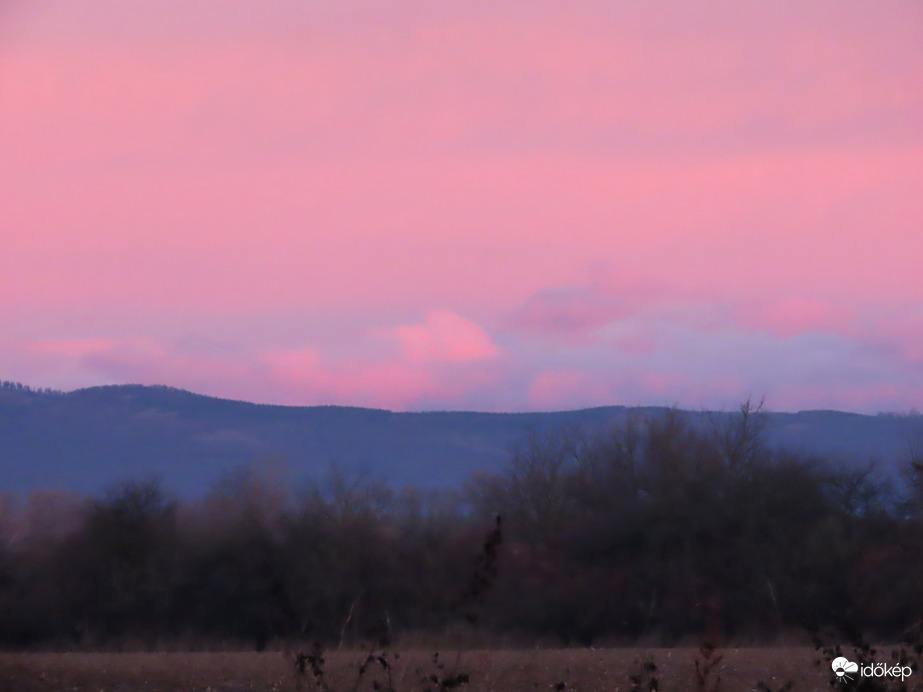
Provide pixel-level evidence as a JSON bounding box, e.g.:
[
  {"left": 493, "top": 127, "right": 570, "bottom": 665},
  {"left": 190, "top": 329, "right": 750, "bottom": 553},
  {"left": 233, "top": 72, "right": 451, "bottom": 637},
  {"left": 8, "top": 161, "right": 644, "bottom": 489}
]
[{"left": 0, "top": 398, "right": 922, "bottom": 651}]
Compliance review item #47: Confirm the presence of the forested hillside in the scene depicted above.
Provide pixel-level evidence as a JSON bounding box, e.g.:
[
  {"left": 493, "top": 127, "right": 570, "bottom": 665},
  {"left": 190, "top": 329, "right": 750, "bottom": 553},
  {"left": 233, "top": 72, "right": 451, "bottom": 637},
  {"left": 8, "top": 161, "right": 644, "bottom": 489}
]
[{"left": 0, "top": 382, "right": 919, "bottom": 497}]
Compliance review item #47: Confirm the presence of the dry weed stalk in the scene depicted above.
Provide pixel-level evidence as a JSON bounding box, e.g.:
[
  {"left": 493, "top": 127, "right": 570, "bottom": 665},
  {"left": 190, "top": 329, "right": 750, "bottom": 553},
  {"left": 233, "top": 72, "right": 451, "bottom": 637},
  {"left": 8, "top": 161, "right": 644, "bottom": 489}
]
[{"left": 288, "top": 516, "right": 503, "bottom": 692}]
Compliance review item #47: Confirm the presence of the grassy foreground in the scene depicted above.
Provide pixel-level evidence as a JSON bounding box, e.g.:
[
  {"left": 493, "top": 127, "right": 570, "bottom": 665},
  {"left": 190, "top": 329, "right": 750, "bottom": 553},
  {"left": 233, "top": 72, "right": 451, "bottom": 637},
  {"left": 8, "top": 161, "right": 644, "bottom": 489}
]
[{"left": 0, "top": 647, "right": 834, "bottom": 691}]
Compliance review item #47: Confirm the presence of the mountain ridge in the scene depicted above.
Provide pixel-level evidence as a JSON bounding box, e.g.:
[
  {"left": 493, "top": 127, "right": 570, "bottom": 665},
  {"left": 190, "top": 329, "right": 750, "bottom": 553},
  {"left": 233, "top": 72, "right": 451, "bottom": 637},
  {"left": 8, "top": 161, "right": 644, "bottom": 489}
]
[{"left": 0, "top": 382, "right": 919, "bottom": 497}]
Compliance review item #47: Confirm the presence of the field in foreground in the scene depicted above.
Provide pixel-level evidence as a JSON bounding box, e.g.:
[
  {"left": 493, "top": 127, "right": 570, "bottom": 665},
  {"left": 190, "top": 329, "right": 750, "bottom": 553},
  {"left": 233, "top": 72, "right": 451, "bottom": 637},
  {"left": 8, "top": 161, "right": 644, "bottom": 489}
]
[{"left": 0, "top": 647, "right": 836, "bottom": 691}]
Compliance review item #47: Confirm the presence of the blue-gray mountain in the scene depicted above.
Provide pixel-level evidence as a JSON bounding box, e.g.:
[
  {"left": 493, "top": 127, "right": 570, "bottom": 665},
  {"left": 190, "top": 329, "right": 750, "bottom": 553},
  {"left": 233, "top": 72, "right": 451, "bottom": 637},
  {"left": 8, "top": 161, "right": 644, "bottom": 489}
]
[{"left": 0, "top": 383, "right": 919, "bottom": 497}]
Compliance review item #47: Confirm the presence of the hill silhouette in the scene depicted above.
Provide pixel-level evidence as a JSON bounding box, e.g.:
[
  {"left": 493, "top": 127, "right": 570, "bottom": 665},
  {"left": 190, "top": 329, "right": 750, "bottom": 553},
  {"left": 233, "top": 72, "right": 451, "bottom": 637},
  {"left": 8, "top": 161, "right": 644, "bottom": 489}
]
[{"left": 0, "top": 382, "right": 919, "bottom": 497}]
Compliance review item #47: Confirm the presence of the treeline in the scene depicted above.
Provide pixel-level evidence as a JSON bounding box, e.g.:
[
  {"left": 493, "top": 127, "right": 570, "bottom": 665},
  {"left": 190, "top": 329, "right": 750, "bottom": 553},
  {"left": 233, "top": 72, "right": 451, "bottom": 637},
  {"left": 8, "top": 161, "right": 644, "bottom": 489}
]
[
  {"left": 0, "top": 381, "right": 61, "bottom": 396},
  {"left": 467, "top": 402, "right": 923, "bottom": 644},
  {"left": 0, "top": 401, "right": 921, "bottom": 650}
]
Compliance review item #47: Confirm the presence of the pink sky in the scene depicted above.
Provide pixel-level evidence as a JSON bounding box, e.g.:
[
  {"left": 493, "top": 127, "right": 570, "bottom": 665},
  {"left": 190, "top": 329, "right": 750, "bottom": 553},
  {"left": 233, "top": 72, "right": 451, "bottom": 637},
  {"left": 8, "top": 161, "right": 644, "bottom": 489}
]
[{"left": 1, "top": 0, "right": 922, "bottom": 412}]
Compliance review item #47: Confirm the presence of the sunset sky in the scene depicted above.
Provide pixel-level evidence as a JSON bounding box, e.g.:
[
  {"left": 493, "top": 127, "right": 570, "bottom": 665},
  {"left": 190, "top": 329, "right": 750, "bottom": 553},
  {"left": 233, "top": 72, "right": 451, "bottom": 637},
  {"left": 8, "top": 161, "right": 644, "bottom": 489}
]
[{"left": 2, "top": 1, "right": 921, "bottom": 412}]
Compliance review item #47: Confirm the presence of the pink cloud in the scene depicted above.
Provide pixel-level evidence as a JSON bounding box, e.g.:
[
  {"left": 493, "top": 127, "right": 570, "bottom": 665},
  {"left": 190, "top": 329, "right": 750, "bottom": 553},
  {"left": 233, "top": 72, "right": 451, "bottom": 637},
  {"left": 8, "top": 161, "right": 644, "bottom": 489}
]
[
  {"left": 260, "top": 351, "right": 507, "bottom": 410},
  {"left": 261, "top": 350, "right": 438, "bottom": 408},
  {"left": 740, "top": 298, "right": 856, "bottom": 339},
  {"left": 380, "top": 311, "right": 500, "bottom": 364},
  {"left": 257, "top": 314, "right": 504, "bottom": 407}
]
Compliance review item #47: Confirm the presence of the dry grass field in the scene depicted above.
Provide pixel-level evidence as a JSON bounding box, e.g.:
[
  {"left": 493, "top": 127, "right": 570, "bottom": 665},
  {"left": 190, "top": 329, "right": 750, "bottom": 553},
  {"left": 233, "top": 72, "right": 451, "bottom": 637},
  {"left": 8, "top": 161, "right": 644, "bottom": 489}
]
[{"left": 0, "top": 647, "right": 838, "bottom": 691}]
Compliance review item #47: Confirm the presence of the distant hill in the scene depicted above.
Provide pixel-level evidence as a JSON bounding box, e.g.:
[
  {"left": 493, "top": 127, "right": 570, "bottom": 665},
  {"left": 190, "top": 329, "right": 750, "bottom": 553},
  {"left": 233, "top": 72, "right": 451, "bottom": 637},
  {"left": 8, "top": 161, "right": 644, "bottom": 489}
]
[{"left": 0, "top": 383, "right": 920, "bottom": 497}]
